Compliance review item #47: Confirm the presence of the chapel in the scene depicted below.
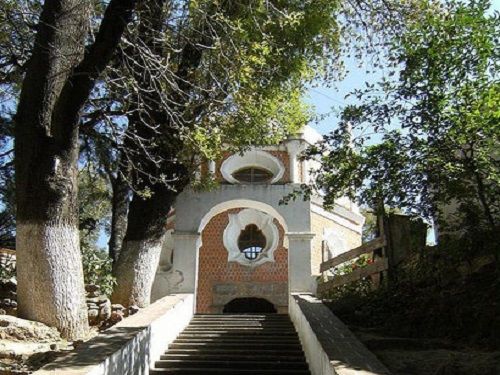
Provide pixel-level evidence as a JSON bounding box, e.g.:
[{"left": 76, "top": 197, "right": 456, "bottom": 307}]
[{"left": 151, "top": 126, "right": 364, "bottom": 313}]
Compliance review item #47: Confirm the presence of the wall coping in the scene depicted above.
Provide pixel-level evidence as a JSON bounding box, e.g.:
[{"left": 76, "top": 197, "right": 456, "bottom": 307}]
[
  {"left": 35, "top": 293, "right": 194, "bottom": 375},
  {"left": 289, "top": 293, "right": 390, "bottom": 375}
]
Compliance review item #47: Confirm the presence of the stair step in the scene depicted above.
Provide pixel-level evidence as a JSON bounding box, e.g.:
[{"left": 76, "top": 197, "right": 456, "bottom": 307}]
[
  {"left": 193, "top": 314, "right": 290, "bottom": 321},
  {"left": 160, "top": 354, "right": 306, "bottom": 361},
  {"left": 150, "top": 314, "right": 310, "bottom": 375},
  {"left": 189, "top": 320, "right": 291, "bottom": 323},
  {"left": 150, "top": 368, "right": 310, "bottom": 374},
  {"left": 187, "top": 324, "right": 294, "bottom": 328},
  {"left": 169, "top": 342, "right": 302, "bottom": 350},
  {"left": 155, "top": 360, "right": 309, "bottom": 369},
  {"left": 177, "top": 334, "right": 298, "bottom": 340},
  {"left": 172, "top": 338, "right": 300, "bottom": 344},
  {"left": 164, "top": 349, "right": 305, "bottom": 356},
  {"left": 183, "top": 326, "right": 295, "bottom": 333}
]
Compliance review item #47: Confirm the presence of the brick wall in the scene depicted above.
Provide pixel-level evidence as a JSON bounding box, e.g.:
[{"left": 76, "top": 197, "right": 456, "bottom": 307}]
[{"left": 196, "top": 208, "right": 288, "bottom": 313}]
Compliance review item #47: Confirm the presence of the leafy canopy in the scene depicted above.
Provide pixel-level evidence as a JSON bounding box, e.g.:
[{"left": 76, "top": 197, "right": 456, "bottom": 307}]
[{"left": 303, "top": 0, "right": 499, "bottom": 231}]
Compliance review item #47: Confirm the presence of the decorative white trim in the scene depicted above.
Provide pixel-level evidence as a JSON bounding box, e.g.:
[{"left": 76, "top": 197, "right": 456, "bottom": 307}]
[
  {"left": 311, "top": 203, "right": 364, "bottom": 234},
  {"left": 285, "top": 140, "right": 304, "bottom": 184},
  {"left": 222, "top": 208, "right": 280, "bottom": 267},
  {"left": 286, "top": 232, "right": 316, "bottom": 241},
  {"left": 198, "top": 199, "right": 288, "bottom": 234},
  {"left": 220, "top": 150, "right": 285, "bottom": 184}
]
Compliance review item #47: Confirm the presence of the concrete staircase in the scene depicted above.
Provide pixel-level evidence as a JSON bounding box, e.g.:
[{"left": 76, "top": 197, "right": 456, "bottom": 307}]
[{"left": 150, "top": 314, "right": 311, "bottom": 374}]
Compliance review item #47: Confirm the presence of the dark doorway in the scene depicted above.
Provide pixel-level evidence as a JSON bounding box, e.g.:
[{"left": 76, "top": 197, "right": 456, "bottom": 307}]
[{"left": 223, "top": 298, "right": 277, "bottom": 313}]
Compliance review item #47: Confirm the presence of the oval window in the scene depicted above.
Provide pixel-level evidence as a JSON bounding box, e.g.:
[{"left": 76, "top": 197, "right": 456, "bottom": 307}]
[
  {"left": 232, "top": 167, "right": 274, "bottom": 184},
  {"left": 237, "top": 224, "right": 266, "bottom": 260}
]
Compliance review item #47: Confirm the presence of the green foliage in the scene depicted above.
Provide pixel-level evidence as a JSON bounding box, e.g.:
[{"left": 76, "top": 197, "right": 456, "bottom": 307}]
[
  {"left": 325, "top": 245, "right": 500, "bottom": 348},
  {"left": 303, "top": 0, "right": 499, "bottom": 237},
  {"left": 78, "top": 165, "right": 111, "bottom": 247},
  {"left": 81, "top": 246, "right": 116, "bottom": 296},
  {"left": 78, "top": 166, "right": 115, "bottom": 295},
  {"left": 177, "top": 0, "right": 342, "bottom": 162}
]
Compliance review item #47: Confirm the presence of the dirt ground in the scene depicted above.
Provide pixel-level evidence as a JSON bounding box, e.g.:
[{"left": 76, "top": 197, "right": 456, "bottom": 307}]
[{"left": 353, "top": 328, "right": 500, "bottom": 375}]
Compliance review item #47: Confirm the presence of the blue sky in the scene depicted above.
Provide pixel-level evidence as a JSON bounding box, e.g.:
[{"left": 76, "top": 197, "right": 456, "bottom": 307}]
[{"left": 306, "top": 0, "right": 500, "bottom": 137}]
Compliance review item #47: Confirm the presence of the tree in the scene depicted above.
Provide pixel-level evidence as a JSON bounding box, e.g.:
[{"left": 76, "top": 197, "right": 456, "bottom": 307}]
[
  {"left": 110, "top": 0, "right": 336, "bottom": 307},
  {"left": 70, "top": 0, "right": 430, "bottom": 308},
  {"left": 14, "top": 0, "right": 139, "bottom": 340},
  {"left": 303, "top": 0, "right": 499, "bottom": 247}
]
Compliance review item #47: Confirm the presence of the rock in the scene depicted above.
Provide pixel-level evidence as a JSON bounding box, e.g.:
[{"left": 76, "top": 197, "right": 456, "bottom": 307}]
[
  {"left": 0, "top": 316, "right": 61, "bottom": 342},
  {"left": 98, "top": 302, "right": 111, "bottom": 321},
  {"left": 128, "top": 305, "right": 140, "bottom": 316},
  {"left": 73, "top": 339, "right": 84, "bottom": 349},
  {"left": 0, "top": 309, "right": 6, "bottom": 315},
  {"left": 109, "top": 311, "right": 123, "bottom": 324},
  {"left": 0, "top": 289, "right": 16, "bottom": 300},
  {"left": 86, "top": 297, "right": 99, "bottom": 304},
  {"left": 97, "top": 296, "right": 109, "bottom": 305},
  {"left": 85, "top": 284, "right": 101, "bottom": 298},
  {"left": 4, "top": 278, "right": 17, "bottom": 289},
  {"left": 87, "top": 303, "right": 98, "bottom": 310},
  {"left": 85, "top": 284, "right": 100, "bottom": 294},
  {"left": 88, "top": 309, "right": 99, "bottom": 325},
  {"left": 111, "top": 304, "right": 125, "bottom": 312},
  {"left": 10, "top": 300, "right": 17, "bottom": 308}
]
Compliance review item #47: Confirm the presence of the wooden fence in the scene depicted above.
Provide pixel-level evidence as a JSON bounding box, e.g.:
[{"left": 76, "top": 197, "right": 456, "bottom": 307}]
[{"left": 317, "top": 216, "right": 390, "bottom": 295}]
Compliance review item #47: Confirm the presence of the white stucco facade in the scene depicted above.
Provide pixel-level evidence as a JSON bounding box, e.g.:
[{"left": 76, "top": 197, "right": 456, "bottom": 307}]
[{"left": 151, "top": 127, "right": 365, "bottom": 313}]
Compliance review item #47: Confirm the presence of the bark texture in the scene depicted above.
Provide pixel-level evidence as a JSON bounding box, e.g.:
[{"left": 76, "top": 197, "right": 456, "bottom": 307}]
[
  {"left": 112, "top": 185, "right": 181, "bottom": 307},
  {"left": 15, "top": 0, "right": 138, "bottom": 339},
  {"left": 108, "top": 171, "right": 130, "bottom": 264},
  {"left": 110, "top": 0, "right": 218, "bottom": 307}
]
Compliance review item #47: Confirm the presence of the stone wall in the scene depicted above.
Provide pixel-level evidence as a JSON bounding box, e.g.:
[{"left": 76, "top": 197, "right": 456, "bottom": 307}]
[
  {"left": 196, "top": 208, "right": 288, "bottom": 313},
  {"left": 289, "top": 294, "right": 390, "bottom": 375},
  {"left": 35, "top": 294, "right": 194, "bottom": 375},
  {"left": 0, "top": 278, "right": 17, "bottom": 315}
]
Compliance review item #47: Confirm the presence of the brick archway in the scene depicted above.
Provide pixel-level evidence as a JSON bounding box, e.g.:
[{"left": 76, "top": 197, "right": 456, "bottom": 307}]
[{"left": 196, "top": 207, "right": 288, "bottom": 314}]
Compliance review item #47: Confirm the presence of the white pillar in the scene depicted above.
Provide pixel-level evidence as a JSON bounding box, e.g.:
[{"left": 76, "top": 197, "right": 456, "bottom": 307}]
[
  {"left": 286, "top": 140, "right": 302, "bottom": 183},
  {"left": 171, "top": 231, "right": 201, "bottom": 293},
  {"left": 287, "top": 232, "right": 316, "bottom": 293}
]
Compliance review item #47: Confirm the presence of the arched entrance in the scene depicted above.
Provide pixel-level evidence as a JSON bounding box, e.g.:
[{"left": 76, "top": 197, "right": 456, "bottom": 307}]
[
  {"left": 195, "top": 204, "right": 289, "bottom": 314},
  {"left": 223, "top": 298, "right": 277, "bottom": 314}
]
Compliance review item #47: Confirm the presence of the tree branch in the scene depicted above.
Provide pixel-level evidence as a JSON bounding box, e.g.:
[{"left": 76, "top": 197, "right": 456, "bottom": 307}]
[{"left": 52, "top": 0, "right": 139, "bottom": 149}]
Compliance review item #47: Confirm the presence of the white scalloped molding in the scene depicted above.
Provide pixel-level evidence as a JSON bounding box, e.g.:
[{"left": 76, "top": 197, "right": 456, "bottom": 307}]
[
  {"left": 222, "top": 208, "right": 279, "bottom": 267},
  {"left": 220, "top": 150, "right": 285, "bottom": 184}
]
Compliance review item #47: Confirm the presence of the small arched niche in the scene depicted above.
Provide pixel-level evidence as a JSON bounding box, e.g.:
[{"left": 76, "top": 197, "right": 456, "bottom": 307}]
[
  {"left": 223, "top": 297, "right": 277, "bottom": 314},
  {"left": 220, "top": 150, "right": 285, "bottom": 184}
]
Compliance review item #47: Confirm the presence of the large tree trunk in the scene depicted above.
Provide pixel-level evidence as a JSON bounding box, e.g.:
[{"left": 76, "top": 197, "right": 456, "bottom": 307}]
[
  {"left": 14, "top": 0, "right": 138, "bottom": 339},
  {"left": 15, "top": 0, "right": 91, "bottom": 340},
  {"left": 112, "top": 186, "right": 180, "bottom": 307},
  {"left": 111, "top": 0, "right": 209, "bottom": 308},
  {"left": 108, "top": 171, "right": 130, "bottom": 264}
]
